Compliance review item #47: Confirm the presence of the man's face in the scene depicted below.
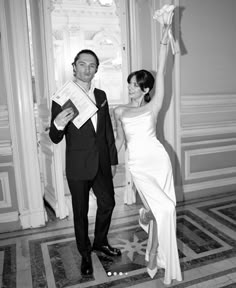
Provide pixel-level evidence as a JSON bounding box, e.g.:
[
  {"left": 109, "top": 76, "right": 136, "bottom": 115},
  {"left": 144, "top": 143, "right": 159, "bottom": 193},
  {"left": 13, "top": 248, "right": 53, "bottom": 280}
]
[{"left": 74, "top": 53, "right": 98, "bottom": 83}]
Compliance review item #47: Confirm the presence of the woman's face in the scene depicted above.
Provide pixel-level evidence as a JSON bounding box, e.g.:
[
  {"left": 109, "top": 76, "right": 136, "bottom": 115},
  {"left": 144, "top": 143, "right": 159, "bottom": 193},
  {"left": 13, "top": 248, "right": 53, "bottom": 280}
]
[{"left": 128, "top": 76, "right": 145, "bottom": 100}]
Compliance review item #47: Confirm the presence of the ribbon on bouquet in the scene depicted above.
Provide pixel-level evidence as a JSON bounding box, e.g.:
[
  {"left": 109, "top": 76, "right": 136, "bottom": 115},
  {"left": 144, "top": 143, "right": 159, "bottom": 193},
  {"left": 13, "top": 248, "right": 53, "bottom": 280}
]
[
  {"left": 153, "top": 4, "right": 177, "bottom": 55},
  {"left": 168, "top": 27, "right": 177, "bottom": 55}
]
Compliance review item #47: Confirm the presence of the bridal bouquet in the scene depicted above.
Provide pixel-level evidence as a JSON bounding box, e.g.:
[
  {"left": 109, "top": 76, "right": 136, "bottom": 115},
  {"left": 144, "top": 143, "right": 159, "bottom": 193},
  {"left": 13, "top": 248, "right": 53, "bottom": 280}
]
[{"left": 153, "top": 4, "right": 177, "bottom": 54}]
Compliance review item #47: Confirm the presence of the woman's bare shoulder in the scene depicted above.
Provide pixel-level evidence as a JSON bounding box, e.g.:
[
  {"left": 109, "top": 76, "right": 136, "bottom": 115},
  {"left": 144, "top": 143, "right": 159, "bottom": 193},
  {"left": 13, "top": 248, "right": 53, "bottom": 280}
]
[{"left": 114, "top": 105, "right": 128, "bottom": 118}]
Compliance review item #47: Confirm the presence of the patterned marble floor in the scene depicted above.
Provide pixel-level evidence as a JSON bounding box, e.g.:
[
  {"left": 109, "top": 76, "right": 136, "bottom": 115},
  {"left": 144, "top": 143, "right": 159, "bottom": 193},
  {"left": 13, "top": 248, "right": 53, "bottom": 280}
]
[{"left": 0, "top": 187, "right": 236, "bottom": 288}]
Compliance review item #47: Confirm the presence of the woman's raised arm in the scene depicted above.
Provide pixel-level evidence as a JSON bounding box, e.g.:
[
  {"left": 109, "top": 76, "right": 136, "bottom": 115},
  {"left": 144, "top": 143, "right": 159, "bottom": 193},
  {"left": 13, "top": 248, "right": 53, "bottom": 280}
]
[{"left": 149, "top": 24, "right": 170, "bottom": 114}]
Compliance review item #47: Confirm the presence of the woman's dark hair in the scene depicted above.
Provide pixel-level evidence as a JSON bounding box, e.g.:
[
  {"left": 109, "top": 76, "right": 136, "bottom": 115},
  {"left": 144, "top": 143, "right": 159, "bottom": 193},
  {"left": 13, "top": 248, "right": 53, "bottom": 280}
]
[
  {"left": 127, "top": 69, "right": 155, "bottom": 103},
  {"left": 72, "top": 49, "right": 100, "bottom": 68}
]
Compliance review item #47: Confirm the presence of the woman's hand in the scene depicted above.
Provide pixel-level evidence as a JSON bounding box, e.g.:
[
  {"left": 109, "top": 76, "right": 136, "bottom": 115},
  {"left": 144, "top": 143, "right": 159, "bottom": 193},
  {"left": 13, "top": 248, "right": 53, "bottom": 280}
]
[
  {"left": 111, "top": 165, "right": 117, "bottom": 178},
  {"left": 153, "top": 4, "right": 177, "bottom": 54},
  {"left": 153, "top": 4, "right": 175, "bottom": 26},
  {"left": 161, "top": 24, "right": 171, "bottom": 44}
]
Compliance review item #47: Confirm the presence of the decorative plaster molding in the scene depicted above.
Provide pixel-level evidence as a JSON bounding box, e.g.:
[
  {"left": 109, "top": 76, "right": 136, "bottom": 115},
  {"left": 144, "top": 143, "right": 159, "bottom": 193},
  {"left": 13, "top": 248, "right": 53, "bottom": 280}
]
[
  {"left": 0, "top": 172, "right": 12, "bottom": 208},
  {"left": 92, "top": 29, "right": 120, "bottom": 46},
  {"left": 0, "top": 141, "right": 12, "bottom": 156},
  {"left": 52, "top": 0, "right": 117, "bottom": 20},
  {"left": 185, "top": 145, "right": 236, "bottom": 180},
  {"left": 2, "top": 0, "right": 46, "bottom": 227},
  {"left": 182, "top": 93, "right": 236, "bottom": 105},
  {"left": 181, "top": 94, "right": 236, "bottom": 136},
  {"left": 19, "top": 208, "right": 46, "bottom": 228},
  {"left": 182, "top": 94, "right": 236, "bottom": 115},
  {"left": 182, "top": 137, "right": 236, "bottom": 147},
  {"left": 183, "top": 177, "right": 236, "bottom": 193},
  {"left": 0, "top": 105, "right": 9, "bottom": 129},
  {"left": 181, "top": 94, "right": 236, "bottom": 112},
  {"left": 181, "top": 126, "right": 236, "bottom": 137},
  {"left": 52, "top": 30, "right": 64, "bottom": 40},
  {"left": 0, "top": 211, "right": 18, "bottom": 223}
]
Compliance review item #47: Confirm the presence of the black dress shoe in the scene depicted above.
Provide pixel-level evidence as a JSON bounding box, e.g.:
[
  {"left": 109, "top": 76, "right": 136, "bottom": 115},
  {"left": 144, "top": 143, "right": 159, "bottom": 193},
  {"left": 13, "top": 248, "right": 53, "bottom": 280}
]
[
  {"left": 81, "top": 254, "right": 93, "bottom": 275},
  {"left": 93, "top": 244, "right": 121, "bottom": 257}
]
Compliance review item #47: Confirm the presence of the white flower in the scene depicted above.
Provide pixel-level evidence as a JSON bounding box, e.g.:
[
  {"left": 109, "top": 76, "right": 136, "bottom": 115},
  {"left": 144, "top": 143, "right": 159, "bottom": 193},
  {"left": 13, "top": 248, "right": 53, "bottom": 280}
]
[{"left": 153, "top": 4, "right": 175, "bottom": 25}]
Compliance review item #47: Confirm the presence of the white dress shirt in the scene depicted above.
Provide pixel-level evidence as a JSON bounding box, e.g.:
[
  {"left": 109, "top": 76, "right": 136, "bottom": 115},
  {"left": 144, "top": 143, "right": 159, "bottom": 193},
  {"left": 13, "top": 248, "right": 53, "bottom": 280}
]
[{"left": 85, "top": 82, "right": 97, "bottom": 131}]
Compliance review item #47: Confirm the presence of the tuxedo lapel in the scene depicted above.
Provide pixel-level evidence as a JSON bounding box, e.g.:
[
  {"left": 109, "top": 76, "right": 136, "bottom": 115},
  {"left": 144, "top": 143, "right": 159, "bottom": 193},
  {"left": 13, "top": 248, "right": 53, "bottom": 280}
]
[{"left": 94, "top": 89, "right": 108, "bottom": 133}]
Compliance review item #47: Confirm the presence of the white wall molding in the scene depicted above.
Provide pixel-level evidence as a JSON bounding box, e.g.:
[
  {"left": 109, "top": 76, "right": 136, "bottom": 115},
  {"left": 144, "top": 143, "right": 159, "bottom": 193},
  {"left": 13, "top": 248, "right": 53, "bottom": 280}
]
[
  {"left": 183, "top": 177, "right": 236, "bottom": 194},
  {"left": 0, "top": 105, "right": 9, "bottom": 128},
  {"left": 32, "top": 0, "right": 69, "bottom": 220},
  {"left": 19, "top": 208, "right": 47, "bottom": 229},
  {"left": 0, "top": 141, "right": 12, "bottom": 156},
  {"left": 0, "top": 211, "right": 18, "bottom": 223},
  {"left": 182, "top": 94, "right": 236, "bottom": 110},
  {"left": 173, "top": 0, "right": 181, "bottom": 165},
  {"left": 1, "top": 0, "right": 46, "bottom": 228},
  {"left": 185, "top": 145, "right": 236, "bottom": 180},
  {"left": 182, "top": 137, "right": 236, "bottom": 147},
  {"left": 0, "top": 172, "right": 12, "bottom": 208},
  {"left": 182, "top": 126, "right": 236, "bottom": 137},
  {"left": 180, "top": 93, "right": 236, "bottom": 197},
  {"left": 128, "top": 0, "right": 141, "bottom": 71},
  {"left": 181, "top": 94, "right": 236, "bottom": 136}
]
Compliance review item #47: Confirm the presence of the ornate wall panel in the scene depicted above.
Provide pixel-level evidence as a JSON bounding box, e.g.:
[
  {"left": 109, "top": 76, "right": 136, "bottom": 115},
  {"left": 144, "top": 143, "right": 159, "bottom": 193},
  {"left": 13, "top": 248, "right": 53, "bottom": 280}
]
[
  {"left": 0, "top": 105, "right": 19, "bottom": 226},
  {"left": 180, "top": 94, "right": 236, "bottom": 197},
  {"left": 0, "top": 0, "right": 46, "bottom": 231},
  {"left": 177, "top": 0, "right": 236, "bottom": 199},
  {"left": 0, "top": 172, "right": 11, "bottom": 208}
]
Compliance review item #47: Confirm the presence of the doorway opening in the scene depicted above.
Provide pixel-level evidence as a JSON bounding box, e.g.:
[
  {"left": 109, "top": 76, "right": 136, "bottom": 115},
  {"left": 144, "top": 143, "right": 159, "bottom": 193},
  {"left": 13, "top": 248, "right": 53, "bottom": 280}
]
[{"left": 50, "top": 0, "right": 130, "bottom": 214}]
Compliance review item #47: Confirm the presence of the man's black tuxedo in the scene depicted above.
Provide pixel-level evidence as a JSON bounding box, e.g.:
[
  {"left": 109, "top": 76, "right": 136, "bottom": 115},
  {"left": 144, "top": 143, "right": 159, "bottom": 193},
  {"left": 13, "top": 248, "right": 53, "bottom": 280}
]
[
  {"left": 49, "top": 88, "right": 118, "bottom": 179},
  {"left": 49, "top": 88, "right": 118, "bottom": 256}
]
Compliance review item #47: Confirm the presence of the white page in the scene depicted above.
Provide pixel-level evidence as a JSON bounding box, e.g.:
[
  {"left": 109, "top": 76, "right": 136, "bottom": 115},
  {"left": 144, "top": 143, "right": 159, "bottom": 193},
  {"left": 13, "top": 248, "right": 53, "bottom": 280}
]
[{"left": 52, "top": 81, "right": 98, "bottom": 129}]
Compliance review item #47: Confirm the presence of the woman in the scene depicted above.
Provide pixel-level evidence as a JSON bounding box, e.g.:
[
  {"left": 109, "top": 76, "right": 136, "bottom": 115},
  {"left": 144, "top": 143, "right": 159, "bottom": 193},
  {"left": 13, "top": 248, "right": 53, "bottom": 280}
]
[{"left": 114, "top": 20, "right": 182, "bottom": 285}]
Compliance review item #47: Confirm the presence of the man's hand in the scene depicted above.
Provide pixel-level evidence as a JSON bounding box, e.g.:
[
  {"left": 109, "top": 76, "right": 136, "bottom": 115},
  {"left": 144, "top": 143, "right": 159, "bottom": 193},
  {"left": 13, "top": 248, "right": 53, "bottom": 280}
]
[
  {"left": 54, "top": 107, "right": 74, "bottom": 128},
  {"left": 111, "top": 165, "right": 117, "bottom": 178}
]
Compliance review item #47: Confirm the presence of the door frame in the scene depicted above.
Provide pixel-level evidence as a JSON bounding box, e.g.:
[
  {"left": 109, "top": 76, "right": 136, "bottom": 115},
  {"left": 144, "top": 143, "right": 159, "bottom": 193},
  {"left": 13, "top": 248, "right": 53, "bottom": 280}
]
[{"left": 29, "top": 0, "right": 69, "bottom": 219}]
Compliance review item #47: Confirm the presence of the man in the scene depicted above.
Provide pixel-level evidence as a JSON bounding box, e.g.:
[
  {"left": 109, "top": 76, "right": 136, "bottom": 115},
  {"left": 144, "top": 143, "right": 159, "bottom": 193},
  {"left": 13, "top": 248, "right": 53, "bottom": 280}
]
[{"left": 49, "top": 49, "right": 121, "bottom": 276}]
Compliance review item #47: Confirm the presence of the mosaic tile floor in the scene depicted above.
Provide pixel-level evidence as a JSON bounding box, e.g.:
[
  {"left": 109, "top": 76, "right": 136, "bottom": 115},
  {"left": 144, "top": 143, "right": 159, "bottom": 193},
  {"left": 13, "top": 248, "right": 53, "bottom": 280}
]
[{"left": 0, "top": 188, "right": 236, "bottom": 288}]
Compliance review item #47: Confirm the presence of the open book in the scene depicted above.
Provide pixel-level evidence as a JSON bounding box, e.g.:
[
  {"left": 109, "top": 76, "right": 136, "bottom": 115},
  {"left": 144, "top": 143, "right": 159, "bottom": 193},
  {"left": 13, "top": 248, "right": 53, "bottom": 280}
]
[{"left": 51, "top": 81, "right": 98, "bottom": 130}]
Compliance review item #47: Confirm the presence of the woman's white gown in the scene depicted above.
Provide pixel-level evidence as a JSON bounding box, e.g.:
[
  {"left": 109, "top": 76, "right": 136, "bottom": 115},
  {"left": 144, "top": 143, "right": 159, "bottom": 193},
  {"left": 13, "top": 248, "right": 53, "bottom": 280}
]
[{"left": 121, "top": 110, "right": 182, "bottom": 285}]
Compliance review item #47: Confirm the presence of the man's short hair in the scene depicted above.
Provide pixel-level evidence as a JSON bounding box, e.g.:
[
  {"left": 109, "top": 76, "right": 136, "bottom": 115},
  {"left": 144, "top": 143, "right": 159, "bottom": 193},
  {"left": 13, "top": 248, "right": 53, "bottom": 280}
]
[{"left": 72, "top": 49, "right": 100, "bottom": 68}]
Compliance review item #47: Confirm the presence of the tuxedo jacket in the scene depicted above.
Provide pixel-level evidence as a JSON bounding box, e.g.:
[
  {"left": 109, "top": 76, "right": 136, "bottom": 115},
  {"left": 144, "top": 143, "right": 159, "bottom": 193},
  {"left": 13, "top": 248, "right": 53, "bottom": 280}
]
[{"left": 49, "top": 88, "right": 118, "bottom": 180}]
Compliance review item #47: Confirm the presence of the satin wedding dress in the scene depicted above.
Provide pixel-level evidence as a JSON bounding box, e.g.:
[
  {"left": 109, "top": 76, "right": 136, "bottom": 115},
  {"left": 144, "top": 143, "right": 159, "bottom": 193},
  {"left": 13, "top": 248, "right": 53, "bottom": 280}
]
[{"left": 121, "top": 110, "right": 182, "bottom": 285}]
